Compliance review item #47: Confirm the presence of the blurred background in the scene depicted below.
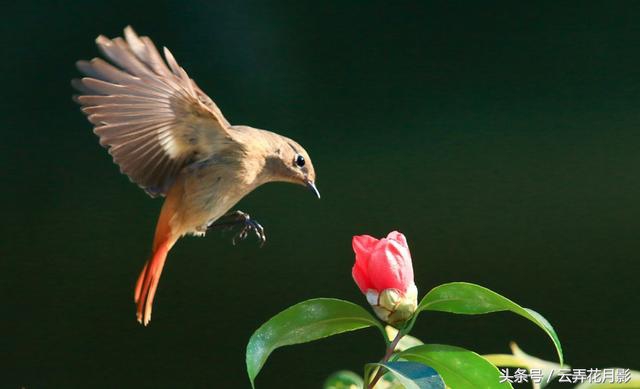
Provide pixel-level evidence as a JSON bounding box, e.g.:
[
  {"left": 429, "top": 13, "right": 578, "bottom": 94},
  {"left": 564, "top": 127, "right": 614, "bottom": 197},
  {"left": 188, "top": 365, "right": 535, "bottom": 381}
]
[{"left": 2, "top": 1, "right": 639, "bottom": 388}]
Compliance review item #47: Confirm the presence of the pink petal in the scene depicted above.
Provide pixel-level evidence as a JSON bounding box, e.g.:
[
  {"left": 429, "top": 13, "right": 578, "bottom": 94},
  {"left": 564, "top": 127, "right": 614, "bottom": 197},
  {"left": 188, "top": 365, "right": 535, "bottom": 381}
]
[
  {"left": 352, "top": 235, "right": 378, "bottom": 270},
  {"left": 387, "top": 240, "right": 414, "bottom": 290},
  {"left": 352, "top": 264, "right": 372, "bottom": 293},
  {"left": 352, "top": 235, "right": 379, "bottom": 259},
  {"left": 367, "top": 237, "right": 415, "bottom": 292},
  {"left": 367, "top": 239, "right": 402, "bottom": 291},
  {"left": 352, "top": 235, "right": 380, "bottom": 294},
  {"left": 387, "top": 231, "right": 408, "bottom": 249}
]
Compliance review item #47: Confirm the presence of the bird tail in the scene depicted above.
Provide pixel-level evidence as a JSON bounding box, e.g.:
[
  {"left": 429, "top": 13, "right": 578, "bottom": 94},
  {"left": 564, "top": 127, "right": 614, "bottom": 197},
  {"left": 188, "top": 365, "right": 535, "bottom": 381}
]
[{"left": 134, "top": 191, "right": 180, "bottom": 326}]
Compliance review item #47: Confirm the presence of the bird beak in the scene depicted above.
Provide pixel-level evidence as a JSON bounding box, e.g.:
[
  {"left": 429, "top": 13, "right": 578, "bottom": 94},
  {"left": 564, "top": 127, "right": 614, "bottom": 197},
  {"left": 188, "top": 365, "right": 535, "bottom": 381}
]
[{"left": 306, "top": 180, "right": 321, "bottom": 199}]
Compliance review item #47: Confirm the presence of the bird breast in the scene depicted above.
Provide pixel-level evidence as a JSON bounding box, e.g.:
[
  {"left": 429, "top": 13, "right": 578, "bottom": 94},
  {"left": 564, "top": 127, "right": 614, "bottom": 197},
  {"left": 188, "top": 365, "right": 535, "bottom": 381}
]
[{"left": 167, "top": 156, "right": 259, "bottom": 237}]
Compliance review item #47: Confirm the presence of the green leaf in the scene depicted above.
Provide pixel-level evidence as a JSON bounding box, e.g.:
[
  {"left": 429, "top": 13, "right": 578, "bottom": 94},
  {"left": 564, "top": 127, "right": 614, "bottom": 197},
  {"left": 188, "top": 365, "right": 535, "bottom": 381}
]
[
  {"left": 416, "top": 282, "right": 563, "bottom": 365},
  {"left": 246, "top": 298, "right": 384, "bottom": 388},
  {"left": 399, "top": 344, "right": 514, "bottom": 389},
  {"left": 365, "top": 361, "right": 445, "bottom": 389},
  {"left": 323, "top": 370, "right": 364, "bottom": 389}
]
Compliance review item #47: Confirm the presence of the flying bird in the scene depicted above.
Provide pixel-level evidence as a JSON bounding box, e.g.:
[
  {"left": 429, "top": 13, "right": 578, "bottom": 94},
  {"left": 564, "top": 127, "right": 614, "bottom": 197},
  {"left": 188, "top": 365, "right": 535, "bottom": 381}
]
[{"left": 72, "top": 26, "right": 319, "bottom": 326}]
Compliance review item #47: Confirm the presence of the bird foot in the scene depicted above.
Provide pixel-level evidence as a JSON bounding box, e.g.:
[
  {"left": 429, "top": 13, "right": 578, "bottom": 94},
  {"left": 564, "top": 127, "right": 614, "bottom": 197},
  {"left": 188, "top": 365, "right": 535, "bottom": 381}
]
[{"left": 208, "top": 210, "right": 266, "bottom": 246}]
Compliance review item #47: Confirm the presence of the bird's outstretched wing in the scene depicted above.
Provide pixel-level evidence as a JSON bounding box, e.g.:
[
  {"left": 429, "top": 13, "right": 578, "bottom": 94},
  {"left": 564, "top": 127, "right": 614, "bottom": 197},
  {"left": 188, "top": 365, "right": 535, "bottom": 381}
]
[{"left": 73, "top": 26, "right": 232, "bottom": 197}]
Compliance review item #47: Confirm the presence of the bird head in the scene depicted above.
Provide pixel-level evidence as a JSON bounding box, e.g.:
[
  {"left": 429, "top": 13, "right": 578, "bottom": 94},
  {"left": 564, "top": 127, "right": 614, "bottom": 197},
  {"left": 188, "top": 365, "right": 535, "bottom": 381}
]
[{"left": 264, "top": 135, "right": 320, "bottom": 199}]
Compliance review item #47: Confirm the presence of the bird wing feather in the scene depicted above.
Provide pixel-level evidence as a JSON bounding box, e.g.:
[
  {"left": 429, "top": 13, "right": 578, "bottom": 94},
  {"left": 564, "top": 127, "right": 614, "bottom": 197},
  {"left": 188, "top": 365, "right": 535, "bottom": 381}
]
[{"left": 73, "top": 26, "right": 232, "bottom": 197}]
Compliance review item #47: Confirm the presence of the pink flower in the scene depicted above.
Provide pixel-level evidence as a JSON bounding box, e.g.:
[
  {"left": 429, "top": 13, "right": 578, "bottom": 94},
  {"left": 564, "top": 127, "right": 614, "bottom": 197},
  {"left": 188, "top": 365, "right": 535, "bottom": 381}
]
[{"left": 352, "top": 231, "right": 418, "bottom": 325}]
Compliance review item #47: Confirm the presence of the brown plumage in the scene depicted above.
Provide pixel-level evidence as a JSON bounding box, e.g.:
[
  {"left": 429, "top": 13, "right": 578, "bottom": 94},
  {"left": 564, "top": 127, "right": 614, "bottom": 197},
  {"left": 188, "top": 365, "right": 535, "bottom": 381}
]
[{"left": 73, "top": 26, "right": 319, "bottom": 325}]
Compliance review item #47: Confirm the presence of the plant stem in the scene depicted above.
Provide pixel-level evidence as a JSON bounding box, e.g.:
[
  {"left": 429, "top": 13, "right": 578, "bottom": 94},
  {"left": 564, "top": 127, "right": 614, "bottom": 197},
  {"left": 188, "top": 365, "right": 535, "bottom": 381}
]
[{"left": 367, "top": 330, "right": 404, "bottom": 389}]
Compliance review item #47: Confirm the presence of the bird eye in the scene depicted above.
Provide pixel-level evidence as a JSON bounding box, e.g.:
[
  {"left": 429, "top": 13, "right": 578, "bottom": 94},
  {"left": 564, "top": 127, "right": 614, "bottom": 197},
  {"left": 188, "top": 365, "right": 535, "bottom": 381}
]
[{"left": 294, "top": 154, "right": 306, "bottom": 167}]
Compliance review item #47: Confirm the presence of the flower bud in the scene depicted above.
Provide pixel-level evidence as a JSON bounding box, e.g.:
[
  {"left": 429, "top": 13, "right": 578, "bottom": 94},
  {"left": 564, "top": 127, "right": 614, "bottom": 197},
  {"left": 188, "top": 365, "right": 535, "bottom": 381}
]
[{"left": 352, "top": 231, "right": 418, "bottom": 325}]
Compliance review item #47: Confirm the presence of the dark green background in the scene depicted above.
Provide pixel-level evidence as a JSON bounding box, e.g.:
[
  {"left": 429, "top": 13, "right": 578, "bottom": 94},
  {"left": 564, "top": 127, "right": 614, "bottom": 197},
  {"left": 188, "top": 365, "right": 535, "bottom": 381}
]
[{"left": 2, "top": 1, "right": 639, "bottom": 388}]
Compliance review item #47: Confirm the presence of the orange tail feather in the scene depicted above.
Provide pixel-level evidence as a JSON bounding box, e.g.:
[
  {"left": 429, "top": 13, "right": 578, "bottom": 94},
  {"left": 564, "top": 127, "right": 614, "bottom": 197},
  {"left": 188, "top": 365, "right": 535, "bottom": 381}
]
[
  {"left": 134, "top": 186, "right": 181, "bottom": 326},
  {"left": 135, "top": 238, "right": 175, "bottom": 325}
]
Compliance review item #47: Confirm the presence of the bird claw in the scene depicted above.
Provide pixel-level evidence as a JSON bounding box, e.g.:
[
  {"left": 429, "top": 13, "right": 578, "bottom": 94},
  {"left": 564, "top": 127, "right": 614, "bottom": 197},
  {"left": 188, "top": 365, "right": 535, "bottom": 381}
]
[
  {"left": 209, "top": 211, "right": 266, "bottom": 247},
  {"left": 232, "top": 218, "right": 266, "bottom": 247}
]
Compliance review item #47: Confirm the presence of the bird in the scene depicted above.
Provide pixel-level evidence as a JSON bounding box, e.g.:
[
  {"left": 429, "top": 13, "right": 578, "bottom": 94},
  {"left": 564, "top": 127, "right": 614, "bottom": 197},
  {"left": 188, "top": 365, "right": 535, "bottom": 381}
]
[{"left": 72, "top": 26, "right": 320, "bottom": 326}]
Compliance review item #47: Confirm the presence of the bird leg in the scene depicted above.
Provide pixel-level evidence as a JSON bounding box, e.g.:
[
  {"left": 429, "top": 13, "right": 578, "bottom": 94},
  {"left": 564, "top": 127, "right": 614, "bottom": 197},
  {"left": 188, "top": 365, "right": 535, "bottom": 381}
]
[{"left": 208, "top": 210, "right": 266, "bottom": 246}]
